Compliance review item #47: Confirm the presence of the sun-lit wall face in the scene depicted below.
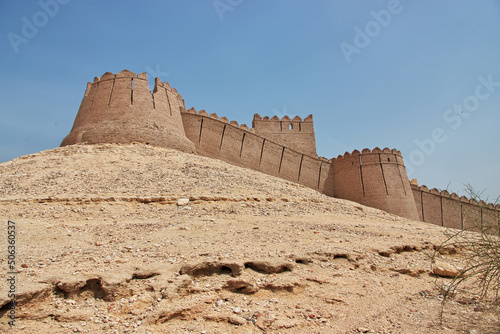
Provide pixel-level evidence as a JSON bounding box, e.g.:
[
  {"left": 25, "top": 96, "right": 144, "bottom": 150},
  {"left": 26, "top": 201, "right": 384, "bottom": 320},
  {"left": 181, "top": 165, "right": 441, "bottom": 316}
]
[
  {"left": 251, "top": 114, "right": 317, "bottom": 158},
  {"left": 60, "top": 70, "right": 499, "bottom": 227},
  {"left": 61, "top": 70, "right": 195, "bottom": 154}
]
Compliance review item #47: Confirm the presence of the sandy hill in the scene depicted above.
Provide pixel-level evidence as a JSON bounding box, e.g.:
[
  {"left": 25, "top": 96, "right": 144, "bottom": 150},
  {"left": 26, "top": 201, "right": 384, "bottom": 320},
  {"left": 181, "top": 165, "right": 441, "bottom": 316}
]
[{"left": 0, "top": 143, "right": 497, "bottom": 333}]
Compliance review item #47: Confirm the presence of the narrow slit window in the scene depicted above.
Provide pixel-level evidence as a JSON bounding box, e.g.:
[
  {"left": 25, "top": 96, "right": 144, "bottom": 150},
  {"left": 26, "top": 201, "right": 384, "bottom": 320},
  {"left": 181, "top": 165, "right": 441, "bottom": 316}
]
[{"left": 131, "top": 78, "right": 134, "bottom": 104}]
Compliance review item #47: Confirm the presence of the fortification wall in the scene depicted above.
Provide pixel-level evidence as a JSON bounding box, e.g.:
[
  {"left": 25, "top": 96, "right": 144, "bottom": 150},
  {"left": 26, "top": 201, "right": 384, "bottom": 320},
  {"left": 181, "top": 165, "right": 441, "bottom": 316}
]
[
  {"left": 61, "top": 70, "right": 195, "bottom": 153},
  {"left": 411, "top": 185, "right": 500, "bottom": 231},
  {"left": 181, "top": 109, "right": 416, "bottom": 220},
  {"left": 252, "top": 114, "right": 318, "bottom": 157},
  {"left": 332, "top": 148, "right": 419, "bottom": 220},
  {"left": 62, "top": 71, "right": 499, "bottom": 228},
  {"left": 180, "top": 109, "right": 332, "bottom": 194}
]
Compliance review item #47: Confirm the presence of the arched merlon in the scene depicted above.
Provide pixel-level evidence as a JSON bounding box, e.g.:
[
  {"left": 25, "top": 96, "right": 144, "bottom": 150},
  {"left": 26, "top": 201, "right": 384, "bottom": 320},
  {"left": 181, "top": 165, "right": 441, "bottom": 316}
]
[
  {"left": 411, "top": 184, "right": 500, "bottom": 231},
  {"left": 181, "top": 111, "right": 333, "bottom": 196}
]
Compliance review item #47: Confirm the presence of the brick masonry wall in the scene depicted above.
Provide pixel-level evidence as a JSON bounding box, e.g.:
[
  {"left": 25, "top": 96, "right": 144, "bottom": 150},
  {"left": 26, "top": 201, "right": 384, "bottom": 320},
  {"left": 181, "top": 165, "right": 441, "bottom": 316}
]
[
  {"left": 183, "top": 111, "right": 417, "bottom": 219},
  {"left": 332, "top": 148, "right": 419, "bottom": 221},
  {"left": 411, "top": 185, "right": 500, "bottom": 231},
  {"left": 62, "top": 72, "right": 498, "bottom": 227},
  {"left": 252, "top": 114, "right": 318, "bottom": 157},
  {"left": 61, "top": 70, "right": 195, "bottom": 153},
  {"left": 180, "top": 109, "right": 332, "bottom": 194}
]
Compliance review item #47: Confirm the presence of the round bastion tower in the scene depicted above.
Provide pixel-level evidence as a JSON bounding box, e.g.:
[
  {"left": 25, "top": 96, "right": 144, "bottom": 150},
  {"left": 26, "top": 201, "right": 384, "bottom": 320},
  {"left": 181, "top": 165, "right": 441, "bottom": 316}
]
[
  {"left": 61, "top": 70, "right": 195, "bottom": 153},
  {"left": 332, "top": 148, "right": 419, "bottom": 220}
]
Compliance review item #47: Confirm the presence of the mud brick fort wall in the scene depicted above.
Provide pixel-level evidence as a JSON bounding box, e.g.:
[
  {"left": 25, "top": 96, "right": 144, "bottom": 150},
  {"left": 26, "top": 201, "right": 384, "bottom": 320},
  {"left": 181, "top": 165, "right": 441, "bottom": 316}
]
[
  {"left": 251, "top": 114, "right": 318, "bottom": 158},
  {"left": 61, "top": 70, "right": 195, "bottom": 153},
  {"left": 331, "top": 148, "right": 419, "bottom": 220},
  {"left": 61, "top": 70, "right": 500, "bottom": 230},
  {"left": 180, "top": 108, "right": 335, "bottom": 196},
  {"left": 411, "top": 185, "right": 500, "bottom": 232}
]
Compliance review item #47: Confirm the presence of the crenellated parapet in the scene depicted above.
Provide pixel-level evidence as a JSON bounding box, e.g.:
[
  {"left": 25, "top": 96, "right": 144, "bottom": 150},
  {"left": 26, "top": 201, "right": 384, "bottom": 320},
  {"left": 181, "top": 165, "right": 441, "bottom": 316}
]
[
  {"left": 252, "top": 114, "right": 313, "bottom": 131},
  {"left": 251, "top": 114, "right": 317, "bottom": 157},
  {"left": 153, "top": 77, "right": 187, "bottom": 113},
  {"left": 411, "top": 184, "right": 500, "bottom": 231},
  {"left": 181, "top": 107, "right": 253, "bottom": 152},
  {"left": 61, "top": 70, "right": 195, "bottom": 153},
  {"left": 179, "top": 108, "right": 334, "bottom": 196},
  {"left": 331, "top": 147, "right": 419, "bottom": 221}
]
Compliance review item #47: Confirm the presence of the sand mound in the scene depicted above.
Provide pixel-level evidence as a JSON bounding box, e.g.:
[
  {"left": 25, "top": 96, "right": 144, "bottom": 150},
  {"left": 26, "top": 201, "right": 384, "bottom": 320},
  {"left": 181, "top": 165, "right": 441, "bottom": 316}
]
[
  {"left": 0, "top": 143, "right": 332, "bottom": 202},
  {"left": 0, "top": 144, "right": 497, "bottom": 333}
]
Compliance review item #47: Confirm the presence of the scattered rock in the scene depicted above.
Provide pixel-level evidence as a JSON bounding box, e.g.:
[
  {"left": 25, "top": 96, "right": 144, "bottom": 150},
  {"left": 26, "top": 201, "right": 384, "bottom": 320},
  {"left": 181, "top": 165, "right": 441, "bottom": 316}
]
[
  {"left": 271, "top": 318, "right": 300, "bottom": 329},
  {"left": 392, "top": 268, "right": 426, "bottom": 277},
  {"left": 440, "top": 282, "right": 457, "bottom": 297},
  {"left": 228, "top": 315, "right": 246, "bottom": 325},
  {"left": 433, "top": 261, "right": 462, "bottom": 278},
  {"left": 177, "top": 198, "right": 189, "bottom": 206}
]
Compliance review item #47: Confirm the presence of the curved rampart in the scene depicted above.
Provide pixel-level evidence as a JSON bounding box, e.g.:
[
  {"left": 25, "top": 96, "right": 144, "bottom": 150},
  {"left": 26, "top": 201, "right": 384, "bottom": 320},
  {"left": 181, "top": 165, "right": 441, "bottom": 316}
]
[
  {"left": 61, "top": 70, "right": 195, "bottom": 153},
  {"left": 180, "top": 109, "right": 334, "bottom": 197},
  {"left": 331, "top": 148, "right": 419, "bottom": 220},
  {"left": 411, "top": 185, "right": 500, "bottom": 231},
  {"left": 61, "top": 71, "right": 498, "bottom": 226}
]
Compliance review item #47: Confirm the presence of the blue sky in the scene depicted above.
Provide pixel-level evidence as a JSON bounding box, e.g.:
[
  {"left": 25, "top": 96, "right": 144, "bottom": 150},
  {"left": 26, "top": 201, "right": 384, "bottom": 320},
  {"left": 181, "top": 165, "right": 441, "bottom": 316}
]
[{"left": 1, "top": 0, "right": 499, "bottom": 201}]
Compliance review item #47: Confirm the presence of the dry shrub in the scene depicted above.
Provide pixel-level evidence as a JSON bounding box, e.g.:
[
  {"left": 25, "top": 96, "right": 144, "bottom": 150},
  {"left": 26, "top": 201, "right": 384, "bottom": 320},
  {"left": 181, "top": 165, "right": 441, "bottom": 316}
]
[{"left": 433, "top": 184, "right": 500, "bottom": 321}]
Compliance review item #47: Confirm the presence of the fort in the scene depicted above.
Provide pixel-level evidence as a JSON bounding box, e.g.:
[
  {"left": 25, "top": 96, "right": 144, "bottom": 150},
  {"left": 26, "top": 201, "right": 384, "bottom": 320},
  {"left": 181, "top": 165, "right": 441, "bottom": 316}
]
[{"left": 61, "top": 70, "right": 500, "bottom": 230}]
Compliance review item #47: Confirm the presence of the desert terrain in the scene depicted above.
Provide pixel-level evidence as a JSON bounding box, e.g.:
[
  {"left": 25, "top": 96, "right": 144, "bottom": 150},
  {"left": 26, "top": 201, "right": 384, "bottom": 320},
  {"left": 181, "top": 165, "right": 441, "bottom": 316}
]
[{"left": 0, "top": 143, "right": 497, "bottom": 333}]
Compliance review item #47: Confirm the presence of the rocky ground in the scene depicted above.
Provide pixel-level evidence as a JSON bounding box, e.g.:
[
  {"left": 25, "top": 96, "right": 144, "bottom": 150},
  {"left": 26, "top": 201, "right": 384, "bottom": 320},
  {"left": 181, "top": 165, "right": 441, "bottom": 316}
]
[{"left": 0, "top": 143, "right": 498, "bottom": 333}]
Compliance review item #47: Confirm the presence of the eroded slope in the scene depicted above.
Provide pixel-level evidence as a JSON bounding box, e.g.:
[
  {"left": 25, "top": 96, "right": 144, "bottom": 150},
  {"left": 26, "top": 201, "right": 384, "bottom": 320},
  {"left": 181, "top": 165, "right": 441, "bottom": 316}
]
[{"left": 0, "top": 144, "right": 497, "bottom": 333}]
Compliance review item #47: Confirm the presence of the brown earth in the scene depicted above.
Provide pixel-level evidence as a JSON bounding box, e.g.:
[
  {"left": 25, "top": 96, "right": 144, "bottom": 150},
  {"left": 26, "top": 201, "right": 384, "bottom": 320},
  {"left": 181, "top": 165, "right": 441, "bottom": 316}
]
[{"left": 0, "top": 143, "right": 498, "bottom": 333}]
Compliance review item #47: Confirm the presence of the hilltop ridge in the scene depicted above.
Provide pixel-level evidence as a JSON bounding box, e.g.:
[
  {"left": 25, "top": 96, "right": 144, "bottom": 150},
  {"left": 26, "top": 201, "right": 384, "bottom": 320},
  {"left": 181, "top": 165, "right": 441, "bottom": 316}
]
[{"left": 0, "top": 143, "right": 498, "bottom": 333}]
